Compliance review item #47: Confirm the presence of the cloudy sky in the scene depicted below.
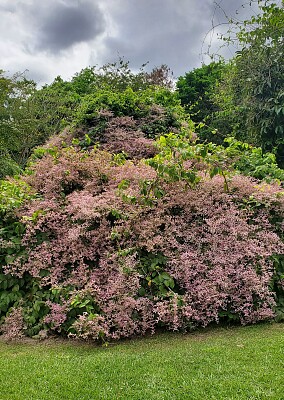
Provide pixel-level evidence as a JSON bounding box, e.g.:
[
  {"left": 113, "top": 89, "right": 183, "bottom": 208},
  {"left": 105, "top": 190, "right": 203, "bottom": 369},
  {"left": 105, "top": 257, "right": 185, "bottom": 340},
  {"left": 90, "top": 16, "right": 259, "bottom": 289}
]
[{"left": 0, "top": 0, "right": 259, "bottom": 85}]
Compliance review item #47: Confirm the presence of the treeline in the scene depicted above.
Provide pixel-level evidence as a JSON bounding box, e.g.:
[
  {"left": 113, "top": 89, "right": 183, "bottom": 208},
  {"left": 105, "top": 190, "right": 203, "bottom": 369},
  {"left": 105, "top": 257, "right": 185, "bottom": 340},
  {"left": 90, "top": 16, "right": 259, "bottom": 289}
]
[
  {"left": 177, "top": 1, "right": 284, "bottom": 167},
  {"left": 0, "top": 62, "right": 175, "bottom": 178},
  {"left": 1, "top": 1, "right": 284, "bottom": 178}
]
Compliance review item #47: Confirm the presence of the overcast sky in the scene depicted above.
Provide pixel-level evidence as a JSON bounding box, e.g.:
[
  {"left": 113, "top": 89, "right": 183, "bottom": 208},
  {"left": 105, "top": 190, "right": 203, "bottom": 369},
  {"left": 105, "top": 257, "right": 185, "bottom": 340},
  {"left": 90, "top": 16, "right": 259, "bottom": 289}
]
[{"left": 0, "top": 0, "right": 259, "bottom": 85}]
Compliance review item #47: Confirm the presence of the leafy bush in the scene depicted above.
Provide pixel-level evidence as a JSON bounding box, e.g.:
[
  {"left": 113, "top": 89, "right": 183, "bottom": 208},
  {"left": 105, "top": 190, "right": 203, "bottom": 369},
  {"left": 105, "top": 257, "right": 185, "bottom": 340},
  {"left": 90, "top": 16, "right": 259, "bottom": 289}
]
[
  {"left": 0, "top": 61, "right": 176, "bottom": 177},
  {"left": 0, "top": 154, "right": 22, "bottom": 179},
  {"left": 31, "top": 88, "right": 185, "bottom": 163},
  {"left": 75, "top": 87, "right": 183, "bottom": 133},
  {"left": 0, "top": 141, "right": 283, "bottom": 341},
  {"left": 0, "top": 179, "right": 40, "bottom": 330},
  {"left": 223, "top": 137, "right": 284, "bottom": 183},
  {"left": 1, "top": 58, "right": 283, "bottom": 341}
]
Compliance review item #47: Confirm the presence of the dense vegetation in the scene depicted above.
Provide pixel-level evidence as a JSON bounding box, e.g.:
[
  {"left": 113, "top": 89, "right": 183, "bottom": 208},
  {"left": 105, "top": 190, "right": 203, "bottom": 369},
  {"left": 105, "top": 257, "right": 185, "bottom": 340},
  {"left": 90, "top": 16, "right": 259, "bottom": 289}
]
[
  {"left": 0, "top": 0, "right": 283, "bottom": 341},
  {"left": 177, "top": 1, "right": 284, "bottom": 167}
]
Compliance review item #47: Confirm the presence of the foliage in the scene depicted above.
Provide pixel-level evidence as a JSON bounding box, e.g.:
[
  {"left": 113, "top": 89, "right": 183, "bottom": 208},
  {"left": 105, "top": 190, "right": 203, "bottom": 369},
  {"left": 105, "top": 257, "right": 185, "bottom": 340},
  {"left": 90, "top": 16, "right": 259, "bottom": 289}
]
[
  {"left": 0, "top": 179, "right": 34, "bottom": 215},
  {"left": 33, "top": 86, "right": 184, "bottom": 162},
  {"left": 0, "top": 139, "right": 283, "bottom": 341},
  {"left": 0, "top": 71, "right": 40, "bottom": 176},
  {"left": 142, "top": 131, "right": 284, "bottom": 203},
  {"left": 0, "top": 60, "right": 175, "bottom": 178},
  {"left": 30, "top": 76, "right": 81, "bottom": 140},
  {"left": 0, "top": 179, "right": 40, "bottom": 330},
  {"left": 0, "top": 52, "right": 284, "bottom": 342},
  {"left": 176, "top": 62, "right": 226, "bottom": 142},
  {"left": 0, "top": 153, "right": 22, "bottom": 178},
  {"left": 213, "top": 1, "right": 284, "bottom": 166},
  {"left": 92, "top": 59, "right": 175, "bottom": 92},
  {"left": 75, "top": 87, "right": 182, "bottom": 129},
  {"left": 157, "top": 134, "right": 284, "bottom": 186},
  {"left": 30, "top": 60, "right": 176, "bottom": 146},
  {"left": 223, "top": 137, "right": 284, "bottom": 183}
]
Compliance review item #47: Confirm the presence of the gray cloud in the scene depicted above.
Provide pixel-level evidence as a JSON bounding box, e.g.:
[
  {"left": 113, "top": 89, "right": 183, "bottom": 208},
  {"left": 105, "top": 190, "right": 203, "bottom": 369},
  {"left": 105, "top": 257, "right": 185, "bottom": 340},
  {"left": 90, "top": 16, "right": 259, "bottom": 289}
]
[
  {"left": 97, "top": 0, "right": 258, "bottom": 78},
  {"left": 31, "top": 0, "right": 106, "bottom": 53},
  {"left": 0, "top": 0, "right": 263, "bottom": 84},
  {"left": 97, "top": 0, "right": 210, "bottom": 75}
]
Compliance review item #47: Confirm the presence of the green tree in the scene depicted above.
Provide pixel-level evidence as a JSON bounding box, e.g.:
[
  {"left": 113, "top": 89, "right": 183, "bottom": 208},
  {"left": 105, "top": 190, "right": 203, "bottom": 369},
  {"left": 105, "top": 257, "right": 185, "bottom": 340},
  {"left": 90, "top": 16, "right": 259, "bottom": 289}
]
[
  {"left": 176, "top": 62, "right": 226, "bottom": 143},
  {"left": 95, "top": 59, "right": 174, "bottom": 92},
  {"left": 31, "top": 76, "right": 81, "bottom": 140},
  {"left": 213, "top": 1, "right": 284, "bottom": 166},
  {"left": 0, "top": 71, "right": 40, "bottom": 177},
  {"left": 31, "top": 60, "right": 175, "bottom": 145},
  {"left": 177, "top": 62, "right": 224, "bottom": 118}
]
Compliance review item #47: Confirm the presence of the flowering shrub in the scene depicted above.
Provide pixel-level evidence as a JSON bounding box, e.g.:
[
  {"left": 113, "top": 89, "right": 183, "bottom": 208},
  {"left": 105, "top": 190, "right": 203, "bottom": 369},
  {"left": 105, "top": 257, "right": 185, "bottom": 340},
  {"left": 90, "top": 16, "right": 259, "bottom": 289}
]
[
  {"left": 0, "top": 307, "right": 26, "bottom": 340},
  {"left": 75, "top": 87, "right": 183, "bottom": 127},
  {"left": 71, "top": 88, "right": 184, "bottom": 160},
  {"left": 2, "top": 58, "right": 283, "bottom": 341},
  {"left": 1, "top": 141, "right": 283, "bottom": 341}
]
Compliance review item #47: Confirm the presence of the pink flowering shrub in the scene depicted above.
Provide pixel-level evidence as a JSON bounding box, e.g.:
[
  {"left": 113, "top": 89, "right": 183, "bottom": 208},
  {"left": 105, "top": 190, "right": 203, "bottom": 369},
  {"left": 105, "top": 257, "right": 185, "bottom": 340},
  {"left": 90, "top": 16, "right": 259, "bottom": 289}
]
[
  {"left": 1, "top": 140, "right": 283, "bottom": 341},
  {"left": 0, "top": 307, "right": 26, "bottom": 340},
  {"left": 99, "top": 115, "right": 157, "bottom": 159},
  {"left": 34, "top": 108, "right": 172, "bottom": 162}
]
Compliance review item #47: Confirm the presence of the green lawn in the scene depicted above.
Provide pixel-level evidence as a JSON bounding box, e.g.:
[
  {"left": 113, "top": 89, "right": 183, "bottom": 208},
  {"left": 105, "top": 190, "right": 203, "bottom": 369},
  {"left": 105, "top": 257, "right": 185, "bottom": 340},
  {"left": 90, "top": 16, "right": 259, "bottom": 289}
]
[{"left": 0, "top": 323, "right": 283, "bottom": 400}]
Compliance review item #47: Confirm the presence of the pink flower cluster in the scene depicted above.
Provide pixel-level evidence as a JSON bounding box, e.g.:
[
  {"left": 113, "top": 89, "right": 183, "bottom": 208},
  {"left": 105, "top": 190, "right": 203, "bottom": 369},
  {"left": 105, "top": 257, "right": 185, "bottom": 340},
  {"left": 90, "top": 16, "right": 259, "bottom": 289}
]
[
  {"left": 100, "top": 115, "right": 158, "bottom": 159},
  {"left": 44, "top": 301, "right": 67, "bottom": 330},
  {"left": 0, "top": 307, "right": 26, "bottom": 340}
]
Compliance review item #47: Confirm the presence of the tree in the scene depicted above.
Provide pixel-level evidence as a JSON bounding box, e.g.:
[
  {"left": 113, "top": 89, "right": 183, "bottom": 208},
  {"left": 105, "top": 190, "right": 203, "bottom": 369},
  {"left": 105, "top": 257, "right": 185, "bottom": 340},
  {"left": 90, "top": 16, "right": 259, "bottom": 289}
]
[
  {"left": 31, "top": 60, "right": 176, "bottom": 145},
  {"left": 177, "top": 62, "right": 224, "bottom": 118},
  {"left": 213, "top": 1, "right": 284, "bottom": 166},
  {"left": 0, "top": 71, "right": 40, "bottom": 177},
  {"left": 176, "top": 62, "right": 227, "bottom": 143},
  {"left": 95, "top": 59, "right": 174, "bottom": 92},
  {"left": 31, "top": 76, "right": 81, "bottom": 141}
]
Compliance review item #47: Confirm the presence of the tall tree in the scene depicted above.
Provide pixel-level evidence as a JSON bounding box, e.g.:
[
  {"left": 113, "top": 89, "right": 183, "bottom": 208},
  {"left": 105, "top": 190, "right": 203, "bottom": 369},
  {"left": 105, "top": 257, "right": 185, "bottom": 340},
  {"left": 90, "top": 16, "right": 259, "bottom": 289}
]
[
  {"left": 0, "top": 71, "right": 39, "bottom": 177},
  {"left": 177, "top": 62, "right": 224, "bottom": 119},
  {"left": 214, "top": 0, "right": 284, "bottom": 166},
  {"left": 176, "top": 62, "right": 226, "bottom": 143}
]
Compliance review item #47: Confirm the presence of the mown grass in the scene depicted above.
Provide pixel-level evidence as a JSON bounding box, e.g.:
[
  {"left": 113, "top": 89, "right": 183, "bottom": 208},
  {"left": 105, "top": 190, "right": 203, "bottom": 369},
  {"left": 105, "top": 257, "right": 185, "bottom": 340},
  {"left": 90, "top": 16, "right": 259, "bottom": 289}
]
[{"left": 0, "top": 323, "right": 283, "bottom": 400}]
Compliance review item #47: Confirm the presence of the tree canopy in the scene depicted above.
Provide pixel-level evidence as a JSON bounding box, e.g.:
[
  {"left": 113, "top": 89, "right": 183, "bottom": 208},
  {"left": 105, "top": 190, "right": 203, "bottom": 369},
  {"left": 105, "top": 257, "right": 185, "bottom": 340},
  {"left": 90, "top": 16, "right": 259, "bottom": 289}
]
[{"left": 213, "top": 0, "right": 284, "bottom": 166}]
